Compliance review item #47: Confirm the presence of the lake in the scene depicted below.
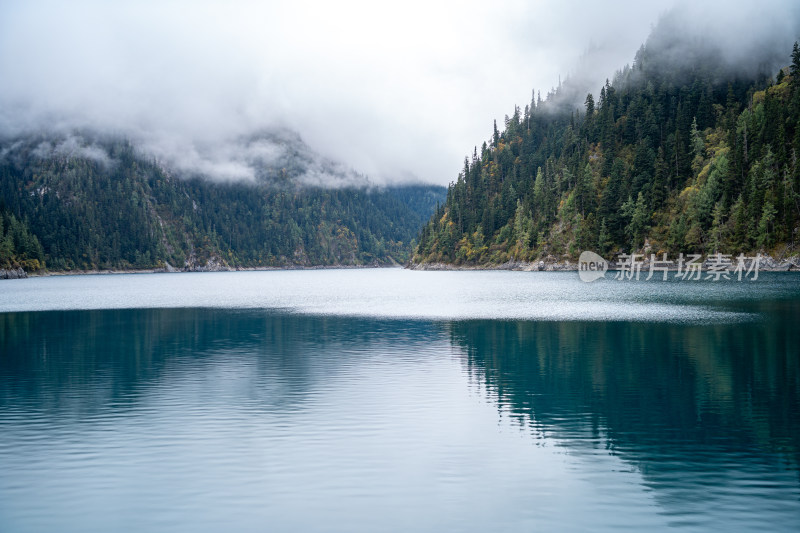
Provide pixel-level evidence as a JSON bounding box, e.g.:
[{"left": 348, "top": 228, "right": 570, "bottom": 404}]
[{"left": 1, "top": 269, "right": 799, "bottom": 531}]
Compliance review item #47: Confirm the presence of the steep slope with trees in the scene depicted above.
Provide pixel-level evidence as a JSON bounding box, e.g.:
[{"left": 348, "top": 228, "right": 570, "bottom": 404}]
[{"left": 414, "top": 31, "right": 800, "bottom": 266}]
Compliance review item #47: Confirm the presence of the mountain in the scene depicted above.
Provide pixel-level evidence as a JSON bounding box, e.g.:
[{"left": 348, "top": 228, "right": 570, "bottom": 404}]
[
  {"left": 0, "top": 132, "right": 445, "bottom": 272},
  {"left": 413, "top": 30, "right": 800, "bottom": 266}
]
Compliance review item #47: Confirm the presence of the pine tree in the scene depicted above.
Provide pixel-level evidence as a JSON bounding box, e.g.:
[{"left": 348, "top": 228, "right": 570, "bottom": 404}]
[
  {"left": 622, "top": 192, "right": 649, "bottom": 250},
  {"left": 585, "top": 93, "right": 595, "bottom": 116},
  {"left": 757, "top": 201, "right": 777, "bottom": 249}
]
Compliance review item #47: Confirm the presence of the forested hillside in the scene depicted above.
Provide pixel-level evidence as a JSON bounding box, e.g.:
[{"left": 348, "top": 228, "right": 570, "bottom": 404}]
[
  {"left": 414, "top": 32, "right": 800, "bottom": 265},
  {"left": 0, "top": 205, "right": 44, "bottom": 271},
  {"left": 0, "top": 135, "right": 445, "bottom": 272}
]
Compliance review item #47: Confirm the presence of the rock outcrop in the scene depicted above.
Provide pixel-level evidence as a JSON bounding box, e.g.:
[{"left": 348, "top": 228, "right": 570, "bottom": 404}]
[{"left": 0, "top": 268, "right": 27, "bottom": 279}]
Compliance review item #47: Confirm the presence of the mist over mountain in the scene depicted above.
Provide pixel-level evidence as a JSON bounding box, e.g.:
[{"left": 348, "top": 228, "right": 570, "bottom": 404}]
[
  {"left": 4, "top": 2, "right": 795, "bottom": 186},
  {"left": 533, "top": 1, "right": 800, "bottom": 117},
  {"left": 0, "top": 0, "right": 682, "bottom": 186},
  {"left": 0, "top": 128, "right": 377, "bottom": 188}
]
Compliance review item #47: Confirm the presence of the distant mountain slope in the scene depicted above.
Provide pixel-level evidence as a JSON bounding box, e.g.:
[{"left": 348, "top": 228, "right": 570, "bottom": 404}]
[
  {"left": 0, "top": 133, "right": 445, "bottom": 271},
  {"left": 413, "top": 31, "right": 800, "bottom": 266}
]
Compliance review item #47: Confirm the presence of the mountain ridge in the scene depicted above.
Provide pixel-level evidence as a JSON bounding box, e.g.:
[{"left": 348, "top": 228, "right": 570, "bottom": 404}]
[{"left": 0, "top": 131, "right": 445, "bottom": 272}]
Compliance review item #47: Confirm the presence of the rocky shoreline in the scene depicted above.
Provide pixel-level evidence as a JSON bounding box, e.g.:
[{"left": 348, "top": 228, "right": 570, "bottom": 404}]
[
  {"left": 409, "top": 254, "right": 800, "bottom": 272},
  {"left": 5, "top": 254, "right": 799, "bottom": 278},
  {"left": 408, "top": 260, "right": 576, "bottom": 272},
  {"left": 18, "top": 259, "right": 400, "bottom": 278}
]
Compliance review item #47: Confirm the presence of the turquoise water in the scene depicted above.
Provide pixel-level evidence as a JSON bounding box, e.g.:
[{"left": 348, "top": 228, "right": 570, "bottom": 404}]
[{"left": 1, "top": 269, "right": 799, "bottom": 531}]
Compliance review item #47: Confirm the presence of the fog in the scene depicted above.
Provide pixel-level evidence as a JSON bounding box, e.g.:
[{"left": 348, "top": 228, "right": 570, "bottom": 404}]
[{"left": 0, "top": 0, "right": 798, "bottom": 185}]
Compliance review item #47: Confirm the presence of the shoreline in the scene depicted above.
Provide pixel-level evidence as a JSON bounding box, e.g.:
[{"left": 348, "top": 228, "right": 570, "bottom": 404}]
[
  {"left": 22, "top": 263, "right": 402, "bottom": 278},
  {"left": 408, "top": 254, "right": 800, "bottom": 273},
  {"left": 6, "top": 254, "right": 800, "bottom": 278}
]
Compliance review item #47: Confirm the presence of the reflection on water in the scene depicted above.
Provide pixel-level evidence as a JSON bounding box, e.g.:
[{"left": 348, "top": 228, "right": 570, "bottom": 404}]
[
  {"left": 450, "top": 316, "right": 800, "bottom": 528},
  {"left": 0, "top": 309, "right": 422, "bottom": 410},
  {"left": 1, "top": 300, "right": 800, "bottom": 531}
]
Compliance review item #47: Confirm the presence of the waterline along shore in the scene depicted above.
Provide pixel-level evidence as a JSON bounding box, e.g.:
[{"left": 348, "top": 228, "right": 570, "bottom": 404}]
[
  {"left": 4, "top": 252, "right": 799, "bottom": 279},
  {"left": 410, "top": 253, "right": 800, "bottom": 272}
]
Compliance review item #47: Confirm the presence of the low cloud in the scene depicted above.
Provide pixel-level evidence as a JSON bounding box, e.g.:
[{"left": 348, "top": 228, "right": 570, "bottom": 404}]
[
  {"left": 31, "top": 134, "right": 114, "bottom": 169},
  {"left": 138, "top": 129, "right": 370, "bottom": 187},
  {"left": 1, "top": 1, "right": 797, "bottom": 185}
]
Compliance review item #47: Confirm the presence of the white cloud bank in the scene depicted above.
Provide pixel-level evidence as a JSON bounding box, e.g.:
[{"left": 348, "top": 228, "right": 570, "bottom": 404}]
[{"left": 0, "top": 0, "right": 797, "bottom": 184}]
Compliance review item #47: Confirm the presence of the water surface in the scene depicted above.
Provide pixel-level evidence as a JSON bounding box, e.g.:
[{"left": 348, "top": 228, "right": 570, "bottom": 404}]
[{"left": 1, "top": 270, "right": 799, "bottom": 531}]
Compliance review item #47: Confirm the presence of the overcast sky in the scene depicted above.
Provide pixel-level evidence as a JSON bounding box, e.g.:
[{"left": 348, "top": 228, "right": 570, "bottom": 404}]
[{"left": 0, "top": 0, "right": 796, "bottom": 185}]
